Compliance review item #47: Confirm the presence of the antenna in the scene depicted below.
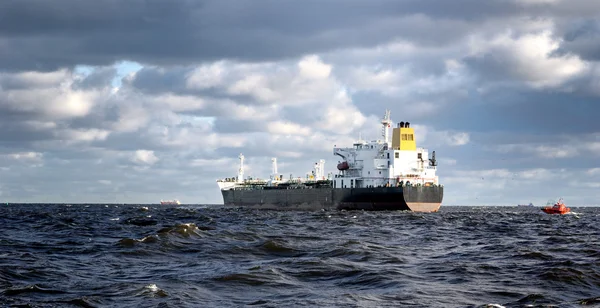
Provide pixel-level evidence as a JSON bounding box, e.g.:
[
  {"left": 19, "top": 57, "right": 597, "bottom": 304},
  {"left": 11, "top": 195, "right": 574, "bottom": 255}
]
[
  {"left": 381, "top": 110, "right": 392, "bottom": 143},
  {"left": 429, "top": 151, "right": 437, "bottom": 166},
  {"left": 237, "top": 153, "right": 245, "bottom": 182}
]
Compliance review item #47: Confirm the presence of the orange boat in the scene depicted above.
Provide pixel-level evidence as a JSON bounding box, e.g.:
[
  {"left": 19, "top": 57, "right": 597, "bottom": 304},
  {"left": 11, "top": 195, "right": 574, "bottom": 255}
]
[{"left": 541, "top": 198, "right": 570, "bottom": 215}]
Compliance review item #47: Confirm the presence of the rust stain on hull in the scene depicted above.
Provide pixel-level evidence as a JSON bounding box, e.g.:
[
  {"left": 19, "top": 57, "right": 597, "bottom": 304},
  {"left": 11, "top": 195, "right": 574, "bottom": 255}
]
[{"left": 406, "top": 202, "right": 442, "bottom": 213}]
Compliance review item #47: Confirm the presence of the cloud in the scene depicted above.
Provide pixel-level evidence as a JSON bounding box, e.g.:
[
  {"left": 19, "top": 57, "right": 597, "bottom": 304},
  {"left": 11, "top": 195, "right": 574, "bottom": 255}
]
[
  {"left": 442, "top": 167, "right": 600, "bottom": 206},
  {"left": 514, "top": 0, "right": 561, "bottom": 5},
  {"left": 413, "top": 126, "right": 471, "bottom": 147},
  {"left": 0, "top": 69, "right": 102, "bottom": 120},
  {"left": 131, "top": 150, "right": 159, "bottom": 165},
  {"left": 465, "top": 29, "right": 588, "bottom": 88},
  {"left": 445, "top": 132, "right": 471, "bottom": 146},
  {"left": 2, "top": 0, "right": 584, "bottom": 71},
  {"left": 486, "top": 134, "right": 600, "bottom": 160},
  {"left": 297, "top": 55, "right": 333, "bottom": 79},
  {"left": 185, "top": 62, "right": 227, "bottom": 90},
  {"left": 4, "top": 152, "right": 43, "bottom": 161},
  {"left": 267, "top": 121, "right": 312, "bottom": 136}
]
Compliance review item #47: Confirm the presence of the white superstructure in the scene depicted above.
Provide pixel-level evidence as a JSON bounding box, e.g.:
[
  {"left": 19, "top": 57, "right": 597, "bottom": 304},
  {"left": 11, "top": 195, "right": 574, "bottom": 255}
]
[
  {"left": 217, "top": 110, "right": 438, "bottom": 191},
  {"left": 332, "top": 110, "right": 438, "bottom": 189}
]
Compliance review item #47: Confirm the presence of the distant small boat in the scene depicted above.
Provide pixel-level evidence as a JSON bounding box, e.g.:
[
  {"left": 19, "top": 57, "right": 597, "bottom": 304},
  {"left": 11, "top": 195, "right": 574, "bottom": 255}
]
[
  {"left": 518, "top": 202, "right": 534, "bottom": 207},
  {"left": 541, "top": 198, "right": 570, "bottom": 215},
  {"left": 160, "top": 199, "right": 181, "bottom": 205}
]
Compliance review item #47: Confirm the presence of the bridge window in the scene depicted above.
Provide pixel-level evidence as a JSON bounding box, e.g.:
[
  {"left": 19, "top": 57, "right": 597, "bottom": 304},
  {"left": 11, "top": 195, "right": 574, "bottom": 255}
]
[
  {"left": 395, "top": 152, "right": 399, "bottom": 158},
  {"left": 418, "top": 153, "right": 422, "bottom": 159}
]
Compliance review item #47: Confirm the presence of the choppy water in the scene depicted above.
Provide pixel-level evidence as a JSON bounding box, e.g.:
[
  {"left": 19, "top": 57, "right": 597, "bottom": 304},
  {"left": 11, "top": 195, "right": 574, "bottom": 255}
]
[{"left": 1, "top": 204, "right": 599, "bottom": 307}]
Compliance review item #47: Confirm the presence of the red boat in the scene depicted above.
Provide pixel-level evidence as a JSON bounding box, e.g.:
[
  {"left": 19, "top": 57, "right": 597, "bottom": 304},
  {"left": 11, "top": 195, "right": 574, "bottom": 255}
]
[{"left": 541, "top": 198, "right": 570, "bottom": 215}]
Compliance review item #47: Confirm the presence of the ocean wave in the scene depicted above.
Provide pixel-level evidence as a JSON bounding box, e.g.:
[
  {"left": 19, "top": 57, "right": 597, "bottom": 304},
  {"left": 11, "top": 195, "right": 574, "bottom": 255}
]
[{"left": 1, "top": 204, "right": 600, "bottom": 307}]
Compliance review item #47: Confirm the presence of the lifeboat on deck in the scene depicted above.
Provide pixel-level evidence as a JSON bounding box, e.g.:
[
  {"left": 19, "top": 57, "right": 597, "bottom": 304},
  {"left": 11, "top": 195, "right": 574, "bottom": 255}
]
[
  {"left": 541, "top": 198, "right": 570, "bottom": 215},
  {"left": 337, "top": 161, "right": 349, "bottom": 170}
]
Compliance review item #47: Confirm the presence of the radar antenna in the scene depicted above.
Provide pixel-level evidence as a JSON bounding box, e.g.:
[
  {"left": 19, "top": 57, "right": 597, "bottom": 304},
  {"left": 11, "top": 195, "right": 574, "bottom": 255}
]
[
  {"left": 381, "top": 110, "right": 392, "bottom": 144},
  {"left": 271, "top": 158, "right": 278, "bottom": 179},
  {"left": 237, "top": 153, "right": 245, "bottom": 182},
  {"left": 429, "top": 151, "right": 437, "bottom": 167}
]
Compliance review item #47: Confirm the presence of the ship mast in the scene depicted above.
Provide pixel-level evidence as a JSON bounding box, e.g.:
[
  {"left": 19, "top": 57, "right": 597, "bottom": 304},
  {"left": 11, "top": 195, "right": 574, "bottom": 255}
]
[
  {"left": 237, "top": 153, "right": 245, "bottom": 182},
  {"left": 312, "top": 159, "right": 326, "bottom": 180},
  {"left": 381, "top": 110, "right": 392, "bottom": 144},
  {"left": 271, "top": 157, "right": 278, "bottom": 179}
]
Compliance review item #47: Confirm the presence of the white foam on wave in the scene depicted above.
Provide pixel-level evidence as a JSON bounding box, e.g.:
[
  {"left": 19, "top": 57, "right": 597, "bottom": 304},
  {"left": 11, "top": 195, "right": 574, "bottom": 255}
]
[{"left": 145, "top": 284, "right": 158, "bottom": 292}]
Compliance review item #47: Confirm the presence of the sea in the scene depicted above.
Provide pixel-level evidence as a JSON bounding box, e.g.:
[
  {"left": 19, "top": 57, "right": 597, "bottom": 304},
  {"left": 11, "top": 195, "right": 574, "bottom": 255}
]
[{"left": 0, "top": 204, "right": 599, "bottom": 308}]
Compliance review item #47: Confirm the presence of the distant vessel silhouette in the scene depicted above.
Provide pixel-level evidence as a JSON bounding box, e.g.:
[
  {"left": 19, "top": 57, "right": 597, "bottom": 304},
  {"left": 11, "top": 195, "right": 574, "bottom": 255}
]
[
  {"left": 517, "top": 202, "right": 534, "bottom": 207},
  {"left": 160, "top": 199, "right": 181, "bottom": 205}
]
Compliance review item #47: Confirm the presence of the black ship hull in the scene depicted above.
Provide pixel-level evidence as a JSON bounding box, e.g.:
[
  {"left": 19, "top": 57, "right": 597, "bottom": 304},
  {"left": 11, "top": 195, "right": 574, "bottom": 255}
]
[{"left": 220, "top": 185, "right": 443, "bottom": 212}]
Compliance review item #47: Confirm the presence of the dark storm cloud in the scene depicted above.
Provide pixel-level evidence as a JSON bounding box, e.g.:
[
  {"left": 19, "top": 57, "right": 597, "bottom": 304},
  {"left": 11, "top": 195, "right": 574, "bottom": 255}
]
[
  {"left": 555, "top": 18, "right": 600, "bottom": 61},
  {"left": 0, "top": 115, "right": 56, "bottom": 143},
  {"left": 415, "top": 87, "right": 600, "bottom": 135},
  {"left": 73, "top": 67, "right": 117, "bottom": 90},
  {"left": 0, "top": 0, "right": 542, "bottom": 71},
  {"left": 125, "top": 66, "right": 260, "bottom": 105},
  {"left": 67, "top": 109, "right": 117, "bottom": 131},
  {"left": 127, "top": 67, "right": 192, "bottom": 94},
  {"left": 350, "top": 91, "right": 463, "bottom": 124}
]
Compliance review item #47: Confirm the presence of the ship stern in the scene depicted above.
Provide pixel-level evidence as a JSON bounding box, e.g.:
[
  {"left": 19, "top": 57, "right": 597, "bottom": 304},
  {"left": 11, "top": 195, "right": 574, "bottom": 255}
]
[{"left": 403, "top": 185, "right": 443, "bottom": 212}]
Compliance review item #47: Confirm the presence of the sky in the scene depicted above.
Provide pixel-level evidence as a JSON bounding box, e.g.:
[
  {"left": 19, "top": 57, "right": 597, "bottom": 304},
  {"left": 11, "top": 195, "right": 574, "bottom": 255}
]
[{"left": 1, "top": 0, "right": 599, "bottom": 206}]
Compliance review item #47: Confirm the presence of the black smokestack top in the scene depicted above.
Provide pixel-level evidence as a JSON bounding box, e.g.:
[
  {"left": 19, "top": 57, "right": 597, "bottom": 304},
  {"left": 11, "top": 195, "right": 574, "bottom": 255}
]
[
  {"left": 406, "top": 122, "right": 410, "bottom": 128},
  {"left": 400, "top": 121, "right": 405, "bottom": 128}
]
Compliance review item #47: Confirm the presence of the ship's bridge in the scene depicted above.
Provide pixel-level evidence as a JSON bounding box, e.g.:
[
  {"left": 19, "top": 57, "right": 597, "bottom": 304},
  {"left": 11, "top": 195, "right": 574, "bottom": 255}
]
[{"left": 333, "top": 113, "right": 439, "bottom": 189}]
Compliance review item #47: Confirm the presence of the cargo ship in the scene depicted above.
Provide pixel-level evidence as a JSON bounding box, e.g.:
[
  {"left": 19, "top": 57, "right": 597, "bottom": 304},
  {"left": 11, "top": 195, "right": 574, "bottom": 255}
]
[
  {"left": 160, "top": 199, "right": 181, "bottom": 205},
  {"left": 518, "top": 202, "right": 534, "bottom": 207},
  {"left": 217, "top": 110, "right": 443, "bottom": 212}
]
